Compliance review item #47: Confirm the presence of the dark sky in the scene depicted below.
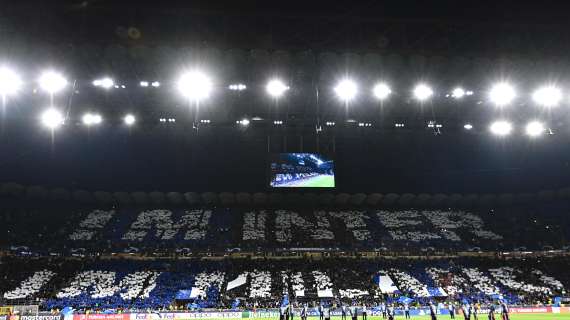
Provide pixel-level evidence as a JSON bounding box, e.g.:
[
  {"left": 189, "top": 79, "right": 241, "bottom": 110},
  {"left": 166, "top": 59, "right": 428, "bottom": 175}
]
[
  {"left": 4, "top": 0, "right": 570, "bottom": 56},
  {"left": 8, "top": 0, "right": 570, "bottom": 22},
  {"left": 6, "top": 0, "right": 570, "bottom": 40}
]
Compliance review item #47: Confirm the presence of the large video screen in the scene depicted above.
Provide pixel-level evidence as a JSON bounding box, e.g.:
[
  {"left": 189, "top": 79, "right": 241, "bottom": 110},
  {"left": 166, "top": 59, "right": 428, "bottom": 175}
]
[{"left": 270, "top": 153, "right": 335, "bottom": 188}]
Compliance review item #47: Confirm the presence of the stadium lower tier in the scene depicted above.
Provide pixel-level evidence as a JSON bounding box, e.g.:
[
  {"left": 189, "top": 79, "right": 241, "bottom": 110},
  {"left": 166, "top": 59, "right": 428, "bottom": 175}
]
[{"left": 1, "top": 257, "right": 568, "bottom": 311}]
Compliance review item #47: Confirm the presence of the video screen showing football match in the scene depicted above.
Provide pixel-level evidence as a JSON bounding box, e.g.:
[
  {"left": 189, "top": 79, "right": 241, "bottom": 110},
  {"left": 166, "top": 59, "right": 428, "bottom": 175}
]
[{"left": 270, "top": 153, "right": 335, "bottom": 188}]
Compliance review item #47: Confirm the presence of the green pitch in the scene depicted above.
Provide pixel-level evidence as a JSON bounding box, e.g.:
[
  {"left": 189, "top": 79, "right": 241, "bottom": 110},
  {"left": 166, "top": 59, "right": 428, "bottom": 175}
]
[
  {"left": 370, "top": 316, "right": 570, "bottom": 320},
  {"left": 274, "top": 175, "right": 335, "bottom": 187},
  {"left": 293, "top": 175, "right": 335, "bottom": 187},
  {"left": 504, "top": 316, "right": 570, "bottom": 320}
]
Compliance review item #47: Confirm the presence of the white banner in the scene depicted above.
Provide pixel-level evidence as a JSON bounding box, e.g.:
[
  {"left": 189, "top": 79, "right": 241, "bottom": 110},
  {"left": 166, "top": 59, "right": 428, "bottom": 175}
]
[
  {"left": 189, "top": 287, "right": 201, "bottom": 298},
  {"left": 317, "top": 289, "right": 334, "bottom": 297},
  {"left": 378, "top": 275, "right": 398, "bottom": 294},
  {"left": 226, "top": 274, "right": 247, "bottom": 291}
]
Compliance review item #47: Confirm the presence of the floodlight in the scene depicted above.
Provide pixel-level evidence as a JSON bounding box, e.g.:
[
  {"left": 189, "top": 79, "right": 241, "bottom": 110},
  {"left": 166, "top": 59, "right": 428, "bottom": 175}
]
[
  {"left": 39, "top": 71, "right": 67, "bottom": 94},
  {"left": 266, "top": 79, "right": 289, "bottom": 97},
  {"left": 532, "top": 86, "right": 562, "bottom": 108},
  {"left": 92, "top": 77, "right": 114, "bottom": 89},
  {"left": 82, "top": 113, "right": 102, "bottom": 126},
  {"left": 41, "top": 108, "right": 64, "bottom": 129},
  {"left": 334, "top": 79, "right": 358, "bottom": 102},
  {"left": 373, "top": 83, "right": 391, "bottom": 100},
  {"left": 490, "top": 120, "right": 513, "bottom": 136},
  {"left": 525, "top": 121, "right": 545, "bottom": 137},
  {"left": 229, "top": 83, "right": 247, "bottom": 91},
  {"left": 489, "top": 82, "right": 516, "bottom": 106},
  {"left": 451, "top": 87, "right": 465, "bottom": 99},
  {"left": 124, "top": 114, "right": 136, "bottom": 126},
  {"left": 0, "top": 67, "right": 22, "bottom": 96},
  {"left": 413, "top": 84, "right": 433, "bottom": 101},
  {"left": 177, "top": 71, "right": 213, "bottom": 101}
]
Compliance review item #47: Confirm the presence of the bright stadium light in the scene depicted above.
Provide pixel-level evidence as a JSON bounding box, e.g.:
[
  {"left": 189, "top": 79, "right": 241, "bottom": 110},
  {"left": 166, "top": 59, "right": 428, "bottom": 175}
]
[
  {"left": 229, "top": 83, "right": 247, "bottom": 91},
  {"left": 0, "top": 67, "right": 22, "bottom": 96},
  {"left": 532, "top": 86, "right": 562, "bottom": 108},
  {"left": 92, "top": 77, "right": 114, "bottom": 89},
  {"left": 413, "top": 84, "right": 433, "bottom": 101},
  {"left": 373, "top": 83, "right": 391, "bottom": 100},
  {"left": 525, "top": 121, "right": 545, "bottom": 137},
  {"left": 82, "top": 113, "right": 102, "bottom": 126},
  {"left": 266, "top": 79, "right": 289, "bottom": 97},
  {"left": 237, "top": 118, "right": 250, "bottom": 126},
  {"left": 124, "top": 114, "right": 136, "bottom": 126},
  {"left": 334, "top": 79, "right": 358, "bottom": 102},
  {"left": 38, "top": 71, "right": 68, "bottom": 94},
  {"left": 463, "top": 123, "right": 473, "bottom": 130},
  {"left": 490, "top": 120, "right": 513, "bottom": 136},
  {"left": 451, "top": 87, "right": 465, "bottom": 99},
  {"left": 41, "top": 108, "right": 64, "bottom": 129},
  {"left": 489, "top": 82, "right": 516, "bottom": 106},
  {"left": 177, "top": 71, "right": 213, "bottom": 102}
]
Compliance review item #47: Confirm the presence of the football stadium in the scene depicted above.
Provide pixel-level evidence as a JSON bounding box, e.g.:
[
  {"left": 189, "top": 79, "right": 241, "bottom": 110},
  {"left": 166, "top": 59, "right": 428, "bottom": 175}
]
[{"left": 1, "top": 1, "right": 570, "bottom": 320}]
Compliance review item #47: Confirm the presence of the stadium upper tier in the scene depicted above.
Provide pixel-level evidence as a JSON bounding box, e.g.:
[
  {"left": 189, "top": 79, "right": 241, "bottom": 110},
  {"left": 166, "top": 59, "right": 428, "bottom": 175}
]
[{"left": 2, "top": 204, "right": 568, "bottom": 255}]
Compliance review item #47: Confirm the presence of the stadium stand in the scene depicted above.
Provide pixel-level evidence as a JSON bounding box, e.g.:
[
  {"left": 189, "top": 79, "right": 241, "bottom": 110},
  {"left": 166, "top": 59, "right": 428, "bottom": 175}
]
[
  {"left": 1, "top": 205, "right": 569, "bottom": 255},
  {"left": 1, "top": 256, "right": 569, "bottom": 311},
  {"left": 1, "top": 190, "right": 570, "bottom": 312}
]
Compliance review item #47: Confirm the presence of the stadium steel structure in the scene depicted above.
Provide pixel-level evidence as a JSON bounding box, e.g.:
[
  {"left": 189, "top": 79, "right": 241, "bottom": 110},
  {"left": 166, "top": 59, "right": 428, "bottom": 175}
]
[
  {"left": 2, "top": 46, "right": 570, "bottom": 131},
  {"left": 1, "top": 182, "right": 570, "bottom": 208},
  {"left": 4, "top": 1, "right": 570, "bottom": 135}
]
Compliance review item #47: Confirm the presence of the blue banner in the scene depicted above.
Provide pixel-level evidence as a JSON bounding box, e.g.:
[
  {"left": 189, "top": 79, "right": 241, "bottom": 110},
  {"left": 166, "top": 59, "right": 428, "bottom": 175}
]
[
  {"left": 175, "top": 289, "right": 193, "bottom": 300},
  {"left": 398, "top": 296, "right": 414, "bottom": 304}
]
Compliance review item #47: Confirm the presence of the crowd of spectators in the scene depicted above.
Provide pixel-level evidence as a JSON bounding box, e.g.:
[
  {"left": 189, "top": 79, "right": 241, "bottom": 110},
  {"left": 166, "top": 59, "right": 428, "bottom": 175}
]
[
  {"left": 1, "top": 204, "right": 569, "bottom": 313},
  {"left": 0, "top": 256, "right": 568, "bottom": 311},
  {"left": 2, "top": 207, "right": 569, "bottom": 256}
]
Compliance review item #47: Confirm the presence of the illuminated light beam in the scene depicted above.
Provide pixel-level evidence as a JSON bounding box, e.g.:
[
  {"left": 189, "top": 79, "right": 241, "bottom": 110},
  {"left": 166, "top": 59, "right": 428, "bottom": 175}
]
[
  {"left": 489, "top": 120, "right": 513, "bottom": 136},
  {"left": 177, "top": 71, "right": 213, "bottom": 102},
  {"left": 489, "top": 82, "right": 516, "bottom": 107},
  {"left": 41, "top": 108, "right": 64, "bottom": 129},
  {"left": 532, "top": 86, "right": 562, "bottom": 108},
  {"left": 266, "top": 79, "right": 289, "bottom": 98},
  {"left": 0, "top": 67, "right": 22, "bottom": 96},
  {"left": 334, "top": 79, "right": 358, "bottom": 102},
  {"left": 124, "top": 114, "right": 136, "bottom": 126},
  {"left": 413, "top": 84, "right": 433, "bottom": 101},
  {"left": 39, "top": 71, "right": 68, "bottom": 94},
  {"left": 373, "top": 83, "right": 391, "bottom": 100},
  {"left": 525, "top": 121, "right": 545, "bottom": 137}
]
